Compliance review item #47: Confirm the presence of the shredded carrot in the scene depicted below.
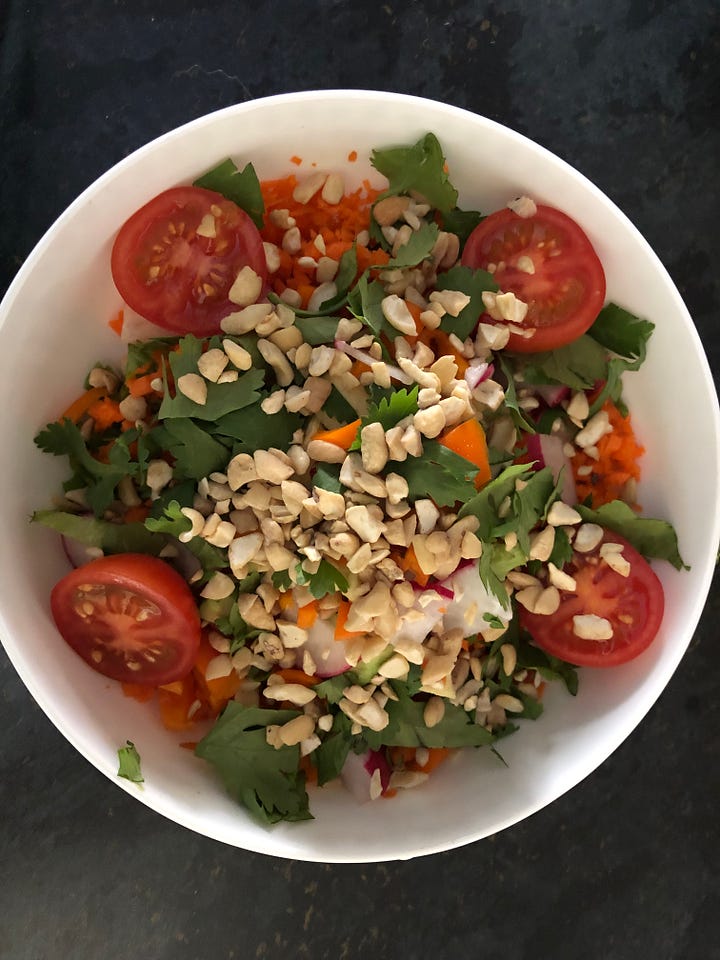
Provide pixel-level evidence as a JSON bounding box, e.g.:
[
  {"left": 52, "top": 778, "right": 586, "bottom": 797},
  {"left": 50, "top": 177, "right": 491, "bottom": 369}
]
[
  {"left": 439, "top": 418, "right": 491, "bottom": 489},
  {"left": 347, "top": 150, "right": 358, "bottom": 162},
  {"left": 334, "top": 599, "right": 366, "bottom": 640},
  {"left": 108, "top": 309, "right": 124, "bottom": 337},
  {"left": 59, "top": 386, "right": 107, "bottom": 424},
  {"left": 572, "top": 400, "right": 644, "bottom": 507},
  {"left": 397, "top": 544, "right": 430, "bottom": 588},
  {"left": 158, "top": 676, "right": 197, "bottom": 731},
  {"left": 418, "top": 328, "right": 469, "bottom": 375},
  {"left": 290, "top": 155, "right": 303, "bottom": 166},
  {"left": 312, "top": 418, "right": 361, "bottom": 450},
  {"left": 297, "top": 600, "right": 319, "bottom": 629},
  {"left": 278, "top": 591, "right": 295, "bottom": 612},
  {"left": 127, "top": 372, "right": 158, "bottom": 398},
  {"left": 87, "top": 397, "right": 124, "bottom": 432}
]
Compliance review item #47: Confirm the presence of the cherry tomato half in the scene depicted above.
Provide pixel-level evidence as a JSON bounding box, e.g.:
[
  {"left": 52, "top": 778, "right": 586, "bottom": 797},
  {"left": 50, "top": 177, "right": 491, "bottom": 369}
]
[
  {"left": 111, "top": 186, "right": 267, "bottom": 336},
  {"left": 51, "top": 554, "right": 202, "bottom": 685},
  {"left": 462, "top": 204, "right": 606, "bottom": 353},
  {"left": 519, "top": 532, "right": 664, "bottom": 667}
]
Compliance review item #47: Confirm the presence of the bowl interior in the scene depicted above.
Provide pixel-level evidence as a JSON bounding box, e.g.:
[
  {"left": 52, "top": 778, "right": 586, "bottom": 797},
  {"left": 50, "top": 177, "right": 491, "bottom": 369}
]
[{"left": 0, "top": 91, "right": 718, "bottom": 862}]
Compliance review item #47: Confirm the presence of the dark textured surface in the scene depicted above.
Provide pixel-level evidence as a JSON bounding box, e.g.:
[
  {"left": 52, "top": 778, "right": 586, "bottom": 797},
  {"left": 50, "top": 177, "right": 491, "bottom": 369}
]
[{"left": 1, "top": 2, "right": 719, "bottom": 958}]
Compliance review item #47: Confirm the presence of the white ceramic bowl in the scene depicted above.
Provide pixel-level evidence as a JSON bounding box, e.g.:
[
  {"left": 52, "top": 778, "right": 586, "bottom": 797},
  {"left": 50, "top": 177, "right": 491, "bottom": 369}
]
[{"left": 1, "top": 91, "right": 718, "bottom": 863}]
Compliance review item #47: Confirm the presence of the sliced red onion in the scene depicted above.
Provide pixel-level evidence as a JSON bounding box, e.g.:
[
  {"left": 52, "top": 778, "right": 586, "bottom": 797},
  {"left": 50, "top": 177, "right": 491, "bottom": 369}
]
[
  {"left": 526, "top": 433, "right": 577, "bottom": 505},
  {"left": 334, "top": 340, "right": 412, "bottom": 385},
  {"left": 340, "top": 749, "right": 390, "bottom": 802},
  {"left": 533, "top": 383, "right": 570, "bottom": 407},
  {"left": 410, "top": 580, "right": 455, "bottom": 600},
  {"left": 465, "top": 361, "right": 494, "bottom": 390},
  {"left": 297, "top": 615, "right": 351, "bottom": 678}
]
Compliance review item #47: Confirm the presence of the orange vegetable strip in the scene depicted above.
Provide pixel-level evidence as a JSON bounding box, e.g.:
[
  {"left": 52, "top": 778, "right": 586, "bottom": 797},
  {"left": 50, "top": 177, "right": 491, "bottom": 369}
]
[
  {"left": 398, "top": 544, "right": 430, "bottom": 588},
  {"left": 108, "top": 309, "right": 124, "bottom": 336},
  {"left": 59, "top": 386, "right": 108, "bottom": 424},
  {"left": 312, "top": 419, "right": 361, "bottom": 450},
  {"left": 334, "top": 599, "right": 366, "bottom": 640},
  {"left": 87, "top": 397, "right": 124, "bottom": 431},
  {"left": 276, "top": 668, "right": 320, "bottom": 687},
  {"left": 120, "top": 682, "right": 155, "bottom": 703},
  {"left": 127, "top": 372, "right": 159, "bottom": 398},
  {"left": 439, "top": 418, "right": 492, "bottom": 490},
  {"left": 297, "top": 600, "right": 319, "bottom": 629},
  {"left": 572, "top": 400, "right": 644, "bottom": 507}
]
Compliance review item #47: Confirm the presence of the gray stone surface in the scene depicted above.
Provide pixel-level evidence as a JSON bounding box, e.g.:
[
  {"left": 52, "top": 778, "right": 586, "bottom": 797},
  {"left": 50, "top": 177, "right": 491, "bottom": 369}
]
[{"left": 1, "top": 2, "right": 719, "bottom": 958}]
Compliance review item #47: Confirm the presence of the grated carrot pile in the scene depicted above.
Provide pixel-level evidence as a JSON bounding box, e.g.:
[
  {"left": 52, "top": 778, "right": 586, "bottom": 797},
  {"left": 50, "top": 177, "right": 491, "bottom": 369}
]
[
  {"left": 573, "top": 400, "right": 644, "bottom": 507},
  {"left": 259, "top": 175, "right": 390, "bottom": 307}
]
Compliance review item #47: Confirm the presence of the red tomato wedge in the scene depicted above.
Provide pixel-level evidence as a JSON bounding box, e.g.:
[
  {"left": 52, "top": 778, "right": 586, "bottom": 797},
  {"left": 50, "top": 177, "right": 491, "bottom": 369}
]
[
  {"left": 519, "top": 532, "right": 664, "bottom": 667},
  {"left": 111, "top": 186, "right": 267, "bottom": 336},
  {"left": 462, "top": 204, "right": 606, "bottom": 353},
  {"left": 50, "top": 554, "right": 202, "bottom": 685}
]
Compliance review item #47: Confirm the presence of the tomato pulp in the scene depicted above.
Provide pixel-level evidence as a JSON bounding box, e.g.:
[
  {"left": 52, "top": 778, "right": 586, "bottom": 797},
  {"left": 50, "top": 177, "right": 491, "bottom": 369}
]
[
  {"left": 462, "top": 204, "right": 606, "bottom": 353},
  {"left": 111, "top": 186, "right": 267, "bottom": 336},
  {"left": 51, "top": 554, "right": 202, "bottom": 685},
  {"left": 519, "top": 532, "right": 664, "bottom": 667}
]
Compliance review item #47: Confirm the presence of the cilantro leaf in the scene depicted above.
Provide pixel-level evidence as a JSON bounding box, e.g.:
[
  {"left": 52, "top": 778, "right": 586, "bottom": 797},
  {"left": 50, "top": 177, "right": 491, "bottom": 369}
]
[
  {"left": 34, "top": 419, "right": 136, "bottom": 516},
  {"left": 371, "top": 133, "right": 458, "bottom": 211},
  {"left": 363, "top": 685, "right": 495, "bottom": 750},
  {"left": 312, "top": 463, "right": 343, "bottom": 494},
  {"left": 145, "top": 500, "right": 226, "bottom": 574},
  {"left": 515, "top": 637, "right": 579, "bottom": 696},
  {"left": 350, "top": 386, "right": 419, "bottom": 449},
  {"left": 323, "top": 386, "right": 361, "bottom": 425},
  {"left": 31, "top": 510, "right": 165, "bottom": 556},
  {"left": 478, "top": 542, "right": 524, "bottom": 607},
  {"left": 294, "top": 315, "right": 342, "bottom": 345},
  {"left": 497, "top": 354, "right": 536, "bottom": 433},
  {"left": 295, "top": 558, "right": 348, "bottom": 599},
  {"left": 347, "top": 273, "right": 394, "bottom": 357},
  {"left": 125, "top": 337, "right": 179, "bottom": 378},
  {"left": 390, "top": 440, "right": 479, "bottom": 507},
  {"left": 117, "top": 741, "right": 143, "bottom": 784},
  {"left": 314, "top": 714, "right": 354, "bottom": 786},
  {"left": 589, "top": 303, "right": 655, "bottom": 363},
  {"left": 384, "top": 222, "right": 439, "bottom": 268},
  {"left": 195, "top": 703, "right": 312, "bottom": 824},
  {"left": 441, "top": 207, "right": 484, "bottom": 246},
  {"left": 548, "top": 525, "right": 574, "bottom": 568},
  {"left": 577, "top": 500, "right": 687, "bottom": 569},
  {"left": 193, "top": 158, "right": 265, "bottom": 229},
  {"left": 513, "top": 335, "right": 608, "bottom": 392},
  {"left": 152, "top": 419, "right": 230, "bottom": 480},
  {"left": 158, "top": 336, "right": 264, "bottom": 420},
  {"left": 215, "top": 401, "right": 302, "bottom": 454},
  {"left": 458, "top": 463, "right": 534, "bottom": 539},
  {"left": 435, "top": 264, "right": 499, "bottom": 339},
  {"left": 272, "top": 246, "right": 358, "bottom": 319}
]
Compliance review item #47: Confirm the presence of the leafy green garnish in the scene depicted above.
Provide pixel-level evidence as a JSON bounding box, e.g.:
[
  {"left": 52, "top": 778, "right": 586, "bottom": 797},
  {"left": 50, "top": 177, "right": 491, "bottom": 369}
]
[
  {"left": 577, "top": 500, "right": 687, "bottom": 569},
  {"left": 586, "top": 304, "right": 654, "bottom": 416},
  {"left": 371, "top": 133, "right": 458, "bottom": 212},
  {"left": 434, "top": 264, "right": 499, "bottom": 340},
  {"left": 323, "top": 386, "right": 361, "bottom": 425},
  {"left": 33, "top": 419, "right": 139, "bottom": 517},
  {"left": 151, "top": 419, "right": 230, "bottom": 480},
  {"left": 125, "top": 337, "right": 179, "bottom": 378},
  {"left": 193, "top": 158, "right": 265, "bottom": 229},
  {"left": 214, "top": 402, "right": 302, "bottom": 453},
  {"left": 271, "top": 246, "right": 358, "bottom": 320},
  {"left": 515, "top": 637, "right": 579, "bottom": 696},
  {"left": 384, "top": 222, "right": 439, "bottom": 268},
  {"left": 31, "top": 510, "right": 165, "bottom": 556},
  {"left": 512, "top": 335, "right": 608, "bottom": 392},
  {"left": 350, "top": 386, "right": 419, "bottom": 450},
  {"left": 117, "top": 741, "right": 143, "bottom": 784},
  {"left": 158, "top": 336, "right": 265, "bottom": 420},
  {"left": 295, "top": 558, "right": 349, "bottom": 599},
  {"left": 390, "top": 440, "right": 479, "bottom": 507},
  {"left": 293, "top": 315, "right": 341, "bottom": 345},
  {"left": 312, "top": 463, "right": 343, "bottom": 494},
  {"left": 347, "top": 274, "right": 394, "bottom": 358},
  {"left": 497, "top": 354, "right": 536, "bottom": 433},
  {"left": 145, "top": 500, "right": 226, "bottom": 575},
  {"left": 440, "top": 207, "right": 484, "bottom": 246},
  {"left": 195, "top": 703, "right": 312, "bottom": 824},
  {"left": 313, "top": 714, "right": 354, "bottom": 786}
]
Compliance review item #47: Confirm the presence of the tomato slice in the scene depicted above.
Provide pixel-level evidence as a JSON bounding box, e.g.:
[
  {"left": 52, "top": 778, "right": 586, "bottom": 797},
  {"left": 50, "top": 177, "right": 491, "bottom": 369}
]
[
  {"left": 50, "top": 554, "right": 202, "bottom": 685},
  {"left": 461, "top": 204, "right": 606, "bottom": 353},
  {"left": 518, "top": 532, "right": 664, "bottom": 667},
  {"left": 111, "top": 186, "right": 267, "bottom": 336}
]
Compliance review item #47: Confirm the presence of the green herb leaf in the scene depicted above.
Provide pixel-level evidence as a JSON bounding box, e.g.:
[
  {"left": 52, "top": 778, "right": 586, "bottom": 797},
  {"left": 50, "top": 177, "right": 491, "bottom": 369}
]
[
  {"left": 384, "top": 222, "right": 439, "bottom": 268},
  {"left": 347, "top": 273, "right": 394, "bottom": 358},
  {"left": 589, "top": 303, "right": 655, "bottom": 363},
  {"left": 31, "top": 510, "right": 165, "bottom": 556},
  {"left": 441, "top": 207, "right": 485, "bottom": 246},
  {"left": 497, "top": 354, "right": 536, "bottom": 433},
  {"left": 158, "top": 336, "right": 265, "bottom": 420},
  {"left": 435, "top": 264, "right": 499, "bottom": 339},
  {"left": 323, "top": 386, "right": 361, "bottom": 425},
  {"left": 152, "top": 419, "right": 230, "bottom": 480},
  {"left": 117, "top": 741, "right": 143, "bottom": 784},
  {"left": 193, "top": 158, "right": 265, "bottom": 229},
  {"left": 314, "top": 714, "right": 353, "bottom": 786},
  {"left": 125, "top": 337, "right": 179, "bottom": 378},
  {"left": 513, "top": 335, "right": 608, "bottom": 392},
  {"left": 515, "top": 637, "right": 579, "bottom": 696},
  {"left": 577, "top": 500, "right": 688, "bottom": 569},
  {"left": 145, "top": 500, "right": 226, "bottom": 574},
  {"left": 371, "top": 133, "right": 458, "bottom": 212},
  {"left": 293, "top": 315, "right": 341, "bottom": 345},
  {"left": 458, "top": 463, "right": 534, "bottom": 539},
  {"left": 296, "top": 558, "right": 349, "bottom": 599},
  {"left": 214, "top": 401, "right": 302, "bottom": 454},
  {"left": 390, "top": 440, "right": 479, "bottom": 507},
  {"left": 195, "top": 703, "right": 312, "bottom": 824},
  {"left": 350, "top": 387, "right": 419, "bottom": 450},
  {"left": 272, "top": 246, "right": 358, "bottom": 320},
  {"left": 312, "top": 463, "right": 343, "bottom": 494}
]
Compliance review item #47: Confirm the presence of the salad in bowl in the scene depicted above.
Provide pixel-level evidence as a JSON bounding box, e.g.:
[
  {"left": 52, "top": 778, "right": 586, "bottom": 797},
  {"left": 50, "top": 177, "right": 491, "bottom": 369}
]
[{"left": 1, "top": 92, "right": 717, "bottom": 861}]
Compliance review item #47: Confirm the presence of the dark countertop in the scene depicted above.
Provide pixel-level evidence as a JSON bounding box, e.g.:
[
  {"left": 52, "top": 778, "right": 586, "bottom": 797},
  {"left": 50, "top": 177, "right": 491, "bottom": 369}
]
[{"left": 1, "top": 2, "right": 719, "bottom": 958}]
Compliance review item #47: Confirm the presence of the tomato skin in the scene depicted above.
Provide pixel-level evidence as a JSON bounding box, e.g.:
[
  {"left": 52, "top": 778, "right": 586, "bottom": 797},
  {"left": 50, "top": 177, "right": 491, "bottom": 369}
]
[
  {"left": 461, "top": 204, "right": 606, "bottom": 353},
  {"left": 519, "top": 532, "right": 664, "bottom": 667},
  {"left": 51, "top": 554, "right": 202, "bottom": 685},
  {"left": 111, "top": 186, "right": 267, "bottom": 336}
]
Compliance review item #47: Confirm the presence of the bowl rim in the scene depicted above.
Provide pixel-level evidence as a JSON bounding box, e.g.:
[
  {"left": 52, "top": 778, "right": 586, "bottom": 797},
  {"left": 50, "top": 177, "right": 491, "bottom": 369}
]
[{"left": 1, "top": 89, "right": 719, "bottom": 862}]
